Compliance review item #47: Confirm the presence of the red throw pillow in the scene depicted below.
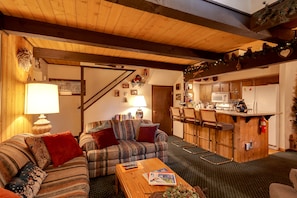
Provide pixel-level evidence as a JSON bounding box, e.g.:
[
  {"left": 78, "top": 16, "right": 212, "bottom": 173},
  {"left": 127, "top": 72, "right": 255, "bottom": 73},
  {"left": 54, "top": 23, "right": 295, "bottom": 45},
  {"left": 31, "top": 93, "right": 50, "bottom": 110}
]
[
  {"left": 137, "top": 125, "right": 158, "bottom": 143},
  {"left": 0, "top": 188, "right": 20, "bottom": 198},
  {"left": 91, "top": 128, "right": 119, "bottom": 149},
  {"left": 42, "top": 131, "right": 83, "bottom": 167}
]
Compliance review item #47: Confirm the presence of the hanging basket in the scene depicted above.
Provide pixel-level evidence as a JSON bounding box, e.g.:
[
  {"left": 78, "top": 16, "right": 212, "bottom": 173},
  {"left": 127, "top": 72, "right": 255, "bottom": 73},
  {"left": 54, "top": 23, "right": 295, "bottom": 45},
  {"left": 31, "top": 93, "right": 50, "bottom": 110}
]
[{"left": 17, "top": 48, "right": 33, "bottom": 72}]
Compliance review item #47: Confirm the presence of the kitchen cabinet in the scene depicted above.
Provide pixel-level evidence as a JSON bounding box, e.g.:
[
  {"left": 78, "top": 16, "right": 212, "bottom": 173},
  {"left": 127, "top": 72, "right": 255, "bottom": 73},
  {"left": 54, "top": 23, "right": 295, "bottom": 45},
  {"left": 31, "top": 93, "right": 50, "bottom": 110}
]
[
  {"left": 230, "top": 81, "right": 241, "bottom": 99},
  {"left": 212, "top": 82, "right": 229, "bottom": 92},
  {"left": 199, "top": 84, "right": 212, "bottom": 102}
]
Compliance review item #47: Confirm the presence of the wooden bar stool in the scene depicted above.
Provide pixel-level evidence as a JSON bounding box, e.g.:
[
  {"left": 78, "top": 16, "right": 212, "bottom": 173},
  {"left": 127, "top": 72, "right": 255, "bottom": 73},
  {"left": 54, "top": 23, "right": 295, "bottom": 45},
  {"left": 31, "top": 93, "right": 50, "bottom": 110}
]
[
  {"left": 170, "top": 107, "right": 187, "bottom": 147},
  {"left": 199, "top": 109, "right": 234, "bottom": 165},
  {"left": 182, "top": 107, "right": 201, "bottom": 154}
]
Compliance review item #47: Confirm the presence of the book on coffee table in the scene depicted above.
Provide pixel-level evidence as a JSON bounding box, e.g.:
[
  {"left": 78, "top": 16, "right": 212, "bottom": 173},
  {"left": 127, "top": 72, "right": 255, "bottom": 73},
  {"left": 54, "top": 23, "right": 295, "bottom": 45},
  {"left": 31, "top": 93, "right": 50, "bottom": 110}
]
[
  {"left": 142, "top": 168, "right": 169, "bottom": 182},
  {"left": 148, "top": 172, "right": 177, "bottom": 186}
]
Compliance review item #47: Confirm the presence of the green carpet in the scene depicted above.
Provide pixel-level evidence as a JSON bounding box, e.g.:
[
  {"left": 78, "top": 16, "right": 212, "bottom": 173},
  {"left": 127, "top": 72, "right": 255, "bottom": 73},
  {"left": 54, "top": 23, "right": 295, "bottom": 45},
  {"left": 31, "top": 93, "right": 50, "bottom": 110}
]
[{"left": 89, "top": 136, "right": 297, "bottom": 198}]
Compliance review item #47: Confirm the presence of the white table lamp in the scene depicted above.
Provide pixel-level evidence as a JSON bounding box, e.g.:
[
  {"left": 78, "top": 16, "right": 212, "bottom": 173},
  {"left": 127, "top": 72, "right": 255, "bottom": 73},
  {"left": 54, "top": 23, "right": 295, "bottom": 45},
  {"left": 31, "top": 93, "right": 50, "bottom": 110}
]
[
  {"left": 25, "top": 82, "right": 60, "bottom": 134},
  {"left": 133, "top": 95, "right": 147, "bottom": 119}
]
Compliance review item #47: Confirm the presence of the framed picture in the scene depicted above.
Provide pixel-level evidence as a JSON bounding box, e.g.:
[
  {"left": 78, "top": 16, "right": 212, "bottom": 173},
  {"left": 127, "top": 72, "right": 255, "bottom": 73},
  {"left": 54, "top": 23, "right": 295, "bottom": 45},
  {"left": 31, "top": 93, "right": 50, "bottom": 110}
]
[
  {"left": 131, "top": 89, "right": 138, "bottom": 95},
  {"left": 176, "top": 93, "right": 181, "bottom": 100},
  {"left": 114, "top": 90, "right": 120, "bottom": 97},
  {"left": 49, "top": 78, "right": 86, "bottom": 96},
  {"left": 122, "top": 83, "right": 129, "bottom": 88},
  {"left": 176, "top": 83, "right": 180, "bottom": 90}
]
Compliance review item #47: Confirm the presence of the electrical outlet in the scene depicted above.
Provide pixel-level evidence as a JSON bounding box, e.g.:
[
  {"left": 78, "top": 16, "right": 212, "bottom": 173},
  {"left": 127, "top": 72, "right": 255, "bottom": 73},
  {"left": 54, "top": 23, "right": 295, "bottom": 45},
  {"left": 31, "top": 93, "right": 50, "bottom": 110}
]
[{"left": 245, "top": 143, "right": 250, "bottom": 150}]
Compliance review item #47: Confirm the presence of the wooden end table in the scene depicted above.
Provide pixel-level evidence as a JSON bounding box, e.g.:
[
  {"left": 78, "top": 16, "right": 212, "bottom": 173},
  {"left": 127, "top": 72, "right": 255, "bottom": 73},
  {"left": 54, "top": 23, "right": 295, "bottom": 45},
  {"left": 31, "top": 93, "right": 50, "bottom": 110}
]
[{"left": 115, "top": 158, "right": 193, "bottom": 198}]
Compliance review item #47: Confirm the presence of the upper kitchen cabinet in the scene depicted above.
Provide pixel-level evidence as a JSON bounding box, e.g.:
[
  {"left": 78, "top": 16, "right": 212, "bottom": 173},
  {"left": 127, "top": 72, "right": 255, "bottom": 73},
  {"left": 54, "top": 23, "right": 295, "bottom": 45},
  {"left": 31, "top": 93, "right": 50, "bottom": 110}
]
[
  {"left": 230, "top": 81, "right": 241, "bottom": 99},
  {"left": 212, "top": 82, "right": 229, "bottom": 92},
  {"left": 200, "top": 84, "right": 212, "bottom": 103}
]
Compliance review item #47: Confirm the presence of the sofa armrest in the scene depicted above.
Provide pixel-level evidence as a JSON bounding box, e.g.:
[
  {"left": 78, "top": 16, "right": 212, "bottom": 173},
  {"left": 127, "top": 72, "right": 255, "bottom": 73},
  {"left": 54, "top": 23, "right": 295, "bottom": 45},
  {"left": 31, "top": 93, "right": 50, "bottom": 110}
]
[
  {"left": 155, "top": 129, "right": 168, "bottom": 142},
  {"left": 290, "top": 168, "right": 297, "bottom": 190},
  {"left": 269, "top": 183, "right": 297, "bottom": 198},
  {"left": 79, "top": 132, "right": 98, "bottom": 151}
]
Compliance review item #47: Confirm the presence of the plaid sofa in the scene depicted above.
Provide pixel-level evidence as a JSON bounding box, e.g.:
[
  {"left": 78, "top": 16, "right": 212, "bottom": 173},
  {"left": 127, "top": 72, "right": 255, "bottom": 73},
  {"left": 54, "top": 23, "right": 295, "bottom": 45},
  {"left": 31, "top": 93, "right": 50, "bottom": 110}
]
[
  {"left": 0, "top": 133, "right": 89, "bottom": 197},
  {"left": 79, "top": 119, "right": 168, "bottom": 178}
]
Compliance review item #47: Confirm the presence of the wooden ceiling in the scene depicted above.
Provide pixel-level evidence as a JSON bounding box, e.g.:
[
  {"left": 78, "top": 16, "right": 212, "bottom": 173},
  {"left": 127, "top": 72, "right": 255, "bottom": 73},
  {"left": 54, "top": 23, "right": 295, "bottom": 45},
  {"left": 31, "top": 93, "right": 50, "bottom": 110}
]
[{"left": 0, "top": 0, "right": 296, "bottom": 74}]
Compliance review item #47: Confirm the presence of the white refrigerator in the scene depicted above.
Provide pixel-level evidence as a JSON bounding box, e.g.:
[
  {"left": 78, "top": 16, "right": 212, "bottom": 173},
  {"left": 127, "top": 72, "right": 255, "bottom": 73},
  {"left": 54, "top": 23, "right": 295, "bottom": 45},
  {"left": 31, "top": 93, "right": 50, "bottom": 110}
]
[{"left": 242, "top": 84, "right": 280, "bottom": 150}]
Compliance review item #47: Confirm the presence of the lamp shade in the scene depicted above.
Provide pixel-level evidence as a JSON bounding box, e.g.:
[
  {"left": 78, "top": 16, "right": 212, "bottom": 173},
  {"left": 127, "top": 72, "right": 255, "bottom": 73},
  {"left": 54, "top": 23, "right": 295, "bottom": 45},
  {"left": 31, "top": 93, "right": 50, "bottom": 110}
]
[
  {"left": 25, "top": 83, "right": 60, "bottom": 114},
  {"left": 133, "top": 95, "right": 147, "bottom": 107}
]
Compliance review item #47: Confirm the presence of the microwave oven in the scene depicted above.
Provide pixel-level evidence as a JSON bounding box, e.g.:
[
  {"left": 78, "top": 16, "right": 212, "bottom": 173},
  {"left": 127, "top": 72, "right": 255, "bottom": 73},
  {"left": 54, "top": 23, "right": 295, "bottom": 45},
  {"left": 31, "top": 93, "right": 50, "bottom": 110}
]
[{"left": 211, "top": 92, "right": 230, "bottom": 103}]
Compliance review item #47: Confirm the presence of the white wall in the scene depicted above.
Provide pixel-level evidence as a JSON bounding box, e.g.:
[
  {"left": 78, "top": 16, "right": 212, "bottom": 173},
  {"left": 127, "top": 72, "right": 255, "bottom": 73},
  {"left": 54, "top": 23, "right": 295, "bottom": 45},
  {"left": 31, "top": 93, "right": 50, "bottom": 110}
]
[
  {"left": 47, "top": 65, "right": 182, "bottom": 136},
  {"left": 279, "top": 61, "right": 297, "bottom": 150}
]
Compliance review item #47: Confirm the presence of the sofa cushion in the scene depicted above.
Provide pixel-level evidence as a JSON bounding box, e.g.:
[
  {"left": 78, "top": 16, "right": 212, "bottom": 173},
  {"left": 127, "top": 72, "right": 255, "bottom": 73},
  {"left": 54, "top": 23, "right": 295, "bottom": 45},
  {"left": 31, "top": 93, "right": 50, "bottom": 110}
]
[
  {"left": 5, "top": 161, "right": 47, "bottom": 198},
  {"left": 91, "top": 128, "right": 119, "bottom": 149},
  {"left": 25, "top": 136, "right": 51, "bottom": 169},
  {"left": 137, "top": 124, "right": 159, "bottom": 143},
  {"left": 42, "top": 131, "right": 83, "bottom": 167},
  {"left": 112, "top": 120, "right": 136, "bottom": 140},
  {"left": 37, "top": 155, "right": 89, "bottom": 198},
  {"left": 0, "top": 134, "right": 36, "bottom": 188}
]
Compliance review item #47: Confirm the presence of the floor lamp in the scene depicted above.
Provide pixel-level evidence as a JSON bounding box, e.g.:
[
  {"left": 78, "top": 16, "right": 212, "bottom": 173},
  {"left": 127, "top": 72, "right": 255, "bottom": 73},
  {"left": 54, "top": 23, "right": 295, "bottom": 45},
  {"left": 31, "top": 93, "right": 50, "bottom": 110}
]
[{"left": 25, "top": 82, "right": 60, "bottom": 134}]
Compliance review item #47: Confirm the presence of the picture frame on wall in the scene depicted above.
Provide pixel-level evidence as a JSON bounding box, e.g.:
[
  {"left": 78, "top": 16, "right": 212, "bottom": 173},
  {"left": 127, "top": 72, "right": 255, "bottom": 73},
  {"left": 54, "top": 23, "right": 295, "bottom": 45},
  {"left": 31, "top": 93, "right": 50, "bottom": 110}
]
[
  {"left": 131, "top": 89, "right": 138, "bottom": 95},
  {"left": 49, "top": 78, "right": 86, "bottom": 96},
  {"left": 122, "top": 83, "right": 129, "bottom": 88},
  {"left": 176, "top": 83, "right": 180, "bottom": 90},
  {"left": 176, "top": 93, "right": 181, "bottom": 100},
  {"left": 114, "top": 90, "right": 120, "bottom": 97}
]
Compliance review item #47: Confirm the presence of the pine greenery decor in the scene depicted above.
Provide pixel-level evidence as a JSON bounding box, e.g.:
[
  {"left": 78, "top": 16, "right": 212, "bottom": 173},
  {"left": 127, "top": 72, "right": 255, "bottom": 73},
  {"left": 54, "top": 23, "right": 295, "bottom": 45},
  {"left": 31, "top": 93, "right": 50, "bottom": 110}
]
[
  {"left": 162, "top": 184, "right": 200, "bottom": 198},
  {"left": 292, "top": 75, "right": 297, "bottom": 130}
]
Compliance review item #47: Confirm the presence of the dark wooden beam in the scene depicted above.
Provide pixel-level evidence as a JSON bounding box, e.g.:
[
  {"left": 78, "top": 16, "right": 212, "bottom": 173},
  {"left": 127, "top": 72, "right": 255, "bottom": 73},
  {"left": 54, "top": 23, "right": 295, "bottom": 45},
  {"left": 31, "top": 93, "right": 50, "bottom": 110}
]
[
  {"left": 184, "top": 43, "right": 297, "bottom": 81},
  {"left": 0, "top": 14, "right": 221, "bottom": 62},
  {"left": 33, "top": 48, "right": 188, "bottom": 71},
  {"left": 106, "top": 0, "right": 271, "bottom": 40},
  {"left": 251, "top": 0, "right": 297, "bottom": 32}
]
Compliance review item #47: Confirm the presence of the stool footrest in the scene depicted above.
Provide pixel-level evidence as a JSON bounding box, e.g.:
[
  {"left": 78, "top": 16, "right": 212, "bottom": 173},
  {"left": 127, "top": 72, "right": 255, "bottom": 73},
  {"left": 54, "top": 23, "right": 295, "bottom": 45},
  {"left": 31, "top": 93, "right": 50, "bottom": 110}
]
[{"left": 200, "top": 153, "right": 233, "bottom": 165}]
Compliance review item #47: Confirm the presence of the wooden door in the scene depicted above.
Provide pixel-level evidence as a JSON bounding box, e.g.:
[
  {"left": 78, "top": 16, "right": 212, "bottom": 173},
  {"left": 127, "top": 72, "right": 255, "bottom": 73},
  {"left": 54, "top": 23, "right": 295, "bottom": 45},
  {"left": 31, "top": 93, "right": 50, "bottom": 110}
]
[{"left": 152, "top": 86, "right": 173, "bottom": 135}]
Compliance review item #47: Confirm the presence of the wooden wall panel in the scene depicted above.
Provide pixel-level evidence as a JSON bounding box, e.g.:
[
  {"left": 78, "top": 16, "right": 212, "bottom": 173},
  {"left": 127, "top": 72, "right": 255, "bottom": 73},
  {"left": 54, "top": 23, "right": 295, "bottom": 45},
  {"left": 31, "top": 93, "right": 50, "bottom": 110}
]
[{"left": 0, "top": 33, "right": 32, "bottom": 142}]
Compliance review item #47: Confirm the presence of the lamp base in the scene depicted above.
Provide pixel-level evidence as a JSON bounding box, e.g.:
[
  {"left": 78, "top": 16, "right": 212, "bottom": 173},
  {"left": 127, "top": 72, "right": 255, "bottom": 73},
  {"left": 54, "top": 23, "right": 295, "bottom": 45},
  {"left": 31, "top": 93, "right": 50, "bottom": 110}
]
[
  {"left": 135, "top": 109, "right": 143, "bottom": 119},
  {"left": 32, "top": 114, "right": 52, "bottom": 134}
]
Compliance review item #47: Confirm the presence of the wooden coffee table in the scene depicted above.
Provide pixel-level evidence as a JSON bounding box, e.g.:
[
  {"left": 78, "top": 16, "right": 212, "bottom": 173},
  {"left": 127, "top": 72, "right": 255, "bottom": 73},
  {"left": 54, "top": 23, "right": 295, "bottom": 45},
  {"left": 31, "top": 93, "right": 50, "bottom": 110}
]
[{"left": 115, "top": 158, "right": 193, "bottom": 198}]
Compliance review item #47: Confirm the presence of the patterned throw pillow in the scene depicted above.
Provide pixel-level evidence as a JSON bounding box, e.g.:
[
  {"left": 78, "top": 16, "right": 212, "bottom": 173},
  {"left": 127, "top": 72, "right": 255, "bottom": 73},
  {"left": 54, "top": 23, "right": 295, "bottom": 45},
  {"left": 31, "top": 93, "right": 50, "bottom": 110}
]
[
  {"left": 5, "top": 161, "right": 47, "bottom": 198},
  {"left": 25, "top": 136, "right": 51, "bottom": 169}
]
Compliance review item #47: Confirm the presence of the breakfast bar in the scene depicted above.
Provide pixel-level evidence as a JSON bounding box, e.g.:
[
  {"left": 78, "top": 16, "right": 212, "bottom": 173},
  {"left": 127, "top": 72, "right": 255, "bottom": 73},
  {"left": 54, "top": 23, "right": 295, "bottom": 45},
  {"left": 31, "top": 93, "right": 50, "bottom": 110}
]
[{"left": 184, "top": 109, "right": 275, "bottom": 163}]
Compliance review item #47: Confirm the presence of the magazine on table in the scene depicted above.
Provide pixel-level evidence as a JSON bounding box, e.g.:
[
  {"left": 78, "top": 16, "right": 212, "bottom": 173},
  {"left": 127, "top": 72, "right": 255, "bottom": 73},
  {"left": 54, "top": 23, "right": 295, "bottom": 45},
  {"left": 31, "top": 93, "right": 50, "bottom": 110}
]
[
  {"left": 148, "top": 172, "right": 177, "bottom": 186},
  {"left": 142, "top": 168, "right": 169, "bottom": 182}
]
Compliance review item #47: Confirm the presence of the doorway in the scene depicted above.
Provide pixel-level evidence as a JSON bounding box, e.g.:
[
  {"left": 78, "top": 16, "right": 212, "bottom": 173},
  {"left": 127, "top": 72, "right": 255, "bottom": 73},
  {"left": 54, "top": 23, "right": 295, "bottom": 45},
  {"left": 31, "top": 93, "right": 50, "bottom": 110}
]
[{"left": 152, "top": 85, "right": 173, "bottom": 135}]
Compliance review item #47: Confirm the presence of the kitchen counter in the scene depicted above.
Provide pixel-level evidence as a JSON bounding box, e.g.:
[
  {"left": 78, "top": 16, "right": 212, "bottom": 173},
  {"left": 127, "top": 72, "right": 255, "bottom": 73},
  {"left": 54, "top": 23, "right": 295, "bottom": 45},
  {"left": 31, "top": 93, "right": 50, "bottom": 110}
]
[{"left": 182, "top": 108, "right": 273, "bottom": 163}]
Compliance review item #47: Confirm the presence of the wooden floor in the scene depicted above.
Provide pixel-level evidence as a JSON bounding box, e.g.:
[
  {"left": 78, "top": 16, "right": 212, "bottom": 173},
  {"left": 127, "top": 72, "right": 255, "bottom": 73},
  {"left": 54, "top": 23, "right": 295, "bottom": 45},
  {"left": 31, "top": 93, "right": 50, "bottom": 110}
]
[{"left": 269, "top": 149, "right": 280, "bottom": 155}]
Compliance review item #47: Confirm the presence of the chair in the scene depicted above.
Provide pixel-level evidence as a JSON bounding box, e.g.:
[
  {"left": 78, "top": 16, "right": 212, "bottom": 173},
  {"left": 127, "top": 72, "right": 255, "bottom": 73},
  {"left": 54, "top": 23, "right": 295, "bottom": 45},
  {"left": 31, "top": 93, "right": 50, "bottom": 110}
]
[
  {"left": 199, "top": 109, "right": 234, "bottom": 165},
  {"left": 269, "top": 168, "right": 297, "bottom": 198},
  {"left": 182, "top": 107, "right": 204, "bottom": 154},
  {"left": 170, "top": 107, "right": 187, "bottom": 147}
]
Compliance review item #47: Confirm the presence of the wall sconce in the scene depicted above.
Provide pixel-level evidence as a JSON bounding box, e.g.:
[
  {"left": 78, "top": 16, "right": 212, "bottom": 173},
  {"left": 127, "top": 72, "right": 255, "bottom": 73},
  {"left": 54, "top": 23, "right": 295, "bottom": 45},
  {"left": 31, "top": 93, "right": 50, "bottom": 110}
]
[
  {"left": 24, "top": 82, "right": 60, "bottom": 134},
  {"left": 17, "top": 48, "right": 33, "bottom": 72}
]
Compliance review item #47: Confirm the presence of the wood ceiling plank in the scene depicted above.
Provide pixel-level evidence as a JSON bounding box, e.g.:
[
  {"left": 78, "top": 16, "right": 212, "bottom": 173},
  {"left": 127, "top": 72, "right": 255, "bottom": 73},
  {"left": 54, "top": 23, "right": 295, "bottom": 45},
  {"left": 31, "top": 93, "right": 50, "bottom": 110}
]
[
  {"left": 35, "top": 0, "right": 56, "bottom": 24},
  {"left": 49, "top": 0, "right": 67, "bottom": 26},
  {"left": 63, "top": 0, "right": 77, "bottom": 27},
  {"left": 106, "top": 0, "right": 271, "bottom": 40},
  {"left": 85, "top": 0, "right": 101, "bottom": 30}
]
